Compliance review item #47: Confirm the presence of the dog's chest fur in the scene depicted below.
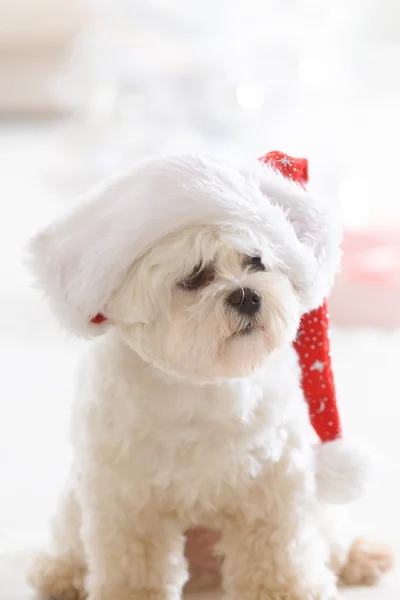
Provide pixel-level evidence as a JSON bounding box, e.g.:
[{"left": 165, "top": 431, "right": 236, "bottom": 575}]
[{"left": 74, "top": 332, "right": 308, "bottom": 519}]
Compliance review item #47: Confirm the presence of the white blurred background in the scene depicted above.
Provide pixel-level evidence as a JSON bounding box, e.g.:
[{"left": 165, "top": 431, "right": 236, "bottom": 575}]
[{"left": 0, "top": 1, "right": 399, "bottom": 598}]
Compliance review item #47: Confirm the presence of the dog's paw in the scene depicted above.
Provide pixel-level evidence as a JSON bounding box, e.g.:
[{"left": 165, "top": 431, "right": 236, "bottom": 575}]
[
  {"left": 339, "top": 538, "right": 394, "bottom": 587},
  {"left": 27, "top": 552, "right": 87, "bottom": 600}
]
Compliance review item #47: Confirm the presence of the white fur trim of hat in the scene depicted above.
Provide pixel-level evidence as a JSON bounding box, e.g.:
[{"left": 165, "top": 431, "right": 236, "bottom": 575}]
[{"left": 27, "top": 153, "right": 341, "bottom": 338}]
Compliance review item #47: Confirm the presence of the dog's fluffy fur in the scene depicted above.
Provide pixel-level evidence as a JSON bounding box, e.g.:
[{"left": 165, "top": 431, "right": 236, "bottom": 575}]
[{"left": 26, "top": 155, "right": 392, "bottom": 600}]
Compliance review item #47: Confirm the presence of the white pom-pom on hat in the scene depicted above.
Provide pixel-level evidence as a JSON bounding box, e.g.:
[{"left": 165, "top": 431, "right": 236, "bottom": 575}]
[{"left": 316, "top": 438, "right": 375, "bottom": 504}]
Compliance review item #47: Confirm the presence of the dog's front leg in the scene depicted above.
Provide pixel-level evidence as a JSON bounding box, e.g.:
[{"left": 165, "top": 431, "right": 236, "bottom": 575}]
[
  {"left": 80, "top": 480, "right": 188, "bottom": 600},
  {"left": 220, "top": 467, "right": 338, "bottom": 600}
]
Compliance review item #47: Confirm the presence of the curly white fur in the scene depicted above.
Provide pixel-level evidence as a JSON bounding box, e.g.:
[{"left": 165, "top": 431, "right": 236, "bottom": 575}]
[{"left": 25, "top": 155, "right": 389, "bottom": 600}]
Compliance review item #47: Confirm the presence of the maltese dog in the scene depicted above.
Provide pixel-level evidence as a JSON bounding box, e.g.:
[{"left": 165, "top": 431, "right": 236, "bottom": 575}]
[{"left": 26, "top": 153, "right": 392, "bottom": 600}]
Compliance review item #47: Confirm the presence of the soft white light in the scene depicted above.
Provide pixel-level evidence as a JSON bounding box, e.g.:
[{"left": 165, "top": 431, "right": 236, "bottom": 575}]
[
  {"left": 89, "top": 87, "right": 118, "bottom": 120},
  {"left": 337, "top": 177, "right": 371, "bottom": 228},
  {"left": 236, "top": 83, "right": 265, "bottom": 110},
  {"left": 297, "top": 57, "right": 326, "bottom": 83}
]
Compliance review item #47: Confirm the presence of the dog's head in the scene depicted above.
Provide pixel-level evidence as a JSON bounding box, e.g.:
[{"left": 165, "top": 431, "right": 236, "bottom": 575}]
[
  {"left": 107, "top": 224, "right": 300, "bottom": 379},
  {"left": 28, "top": 154, "right": 342, "bottom": 380}
]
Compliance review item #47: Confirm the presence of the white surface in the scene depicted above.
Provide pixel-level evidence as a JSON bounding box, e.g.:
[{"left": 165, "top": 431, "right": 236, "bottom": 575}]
[{"left": 0, "top": 124, "right": 399, "bottom": 598}]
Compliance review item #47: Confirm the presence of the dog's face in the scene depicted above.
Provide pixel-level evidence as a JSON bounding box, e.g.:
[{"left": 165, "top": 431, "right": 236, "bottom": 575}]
[{"left": 107, "top": 225, "right": 301, "bottom": 381}]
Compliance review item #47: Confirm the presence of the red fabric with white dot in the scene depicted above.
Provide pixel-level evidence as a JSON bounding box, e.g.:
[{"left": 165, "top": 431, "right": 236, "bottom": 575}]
[{"left": 260, "top": 151, "right": 341, "bottom": 443}]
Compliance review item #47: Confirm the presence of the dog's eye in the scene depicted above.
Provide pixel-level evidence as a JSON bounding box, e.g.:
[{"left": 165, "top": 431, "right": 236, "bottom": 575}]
[
  {"left": 246, "top": 256, "right": 266, "bottom": 272},
  {"left": 180, "top": 264, "right": 214, "bottom": 290}
]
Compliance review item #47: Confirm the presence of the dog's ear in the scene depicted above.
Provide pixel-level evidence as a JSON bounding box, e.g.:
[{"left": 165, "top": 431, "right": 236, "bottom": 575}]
[{"left": 257, "top": 160, "right": 342, "bottom": 311}]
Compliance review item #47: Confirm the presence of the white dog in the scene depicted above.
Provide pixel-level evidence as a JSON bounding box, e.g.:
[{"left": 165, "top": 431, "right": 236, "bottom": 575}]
[{"left": 26, "top": 154, "right": 392, "bottom": 600}]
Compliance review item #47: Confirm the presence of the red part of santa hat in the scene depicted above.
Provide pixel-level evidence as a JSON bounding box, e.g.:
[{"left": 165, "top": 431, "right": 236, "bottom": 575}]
[
  {"left": 294, "top": 302, "right": 341, "bottom": 443},
  {"left": 260, "top": 151, "right": 341, "bottom": 444},
  {"left": 259, "top": 151, "right": 309, "bottom": 189}
]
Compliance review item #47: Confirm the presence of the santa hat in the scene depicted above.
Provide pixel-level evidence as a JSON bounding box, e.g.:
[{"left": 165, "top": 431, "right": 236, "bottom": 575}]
[
  {"left": 261, "top": 151, "right": 373, "bottom": 503},
  {"left": 28, "top": 152, "right": 372, "bottom": 503}
]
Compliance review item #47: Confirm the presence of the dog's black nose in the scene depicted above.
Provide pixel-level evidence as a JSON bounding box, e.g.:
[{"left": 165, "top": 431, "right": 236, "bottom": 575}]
[{"left": 227, "top": 288, "right": 261, "bottom": 316}]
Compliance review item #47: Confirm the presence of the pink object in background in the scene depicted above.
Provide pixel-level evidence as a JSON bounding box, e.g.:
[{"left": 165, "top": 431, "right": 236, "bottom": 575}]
[
  {"left": 329, "top": 229, "right": 400, "bottom": 328},
  {"left": 184, "top": 528, "right": 222, "bottom": 592}
]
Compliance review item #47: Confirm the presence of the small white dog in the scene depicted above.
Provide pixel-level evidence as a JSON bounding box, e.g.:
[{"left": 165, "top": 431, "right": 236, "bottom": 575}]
[{"left": 27, "top": 154, "right": 391, "bottom": 600}]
